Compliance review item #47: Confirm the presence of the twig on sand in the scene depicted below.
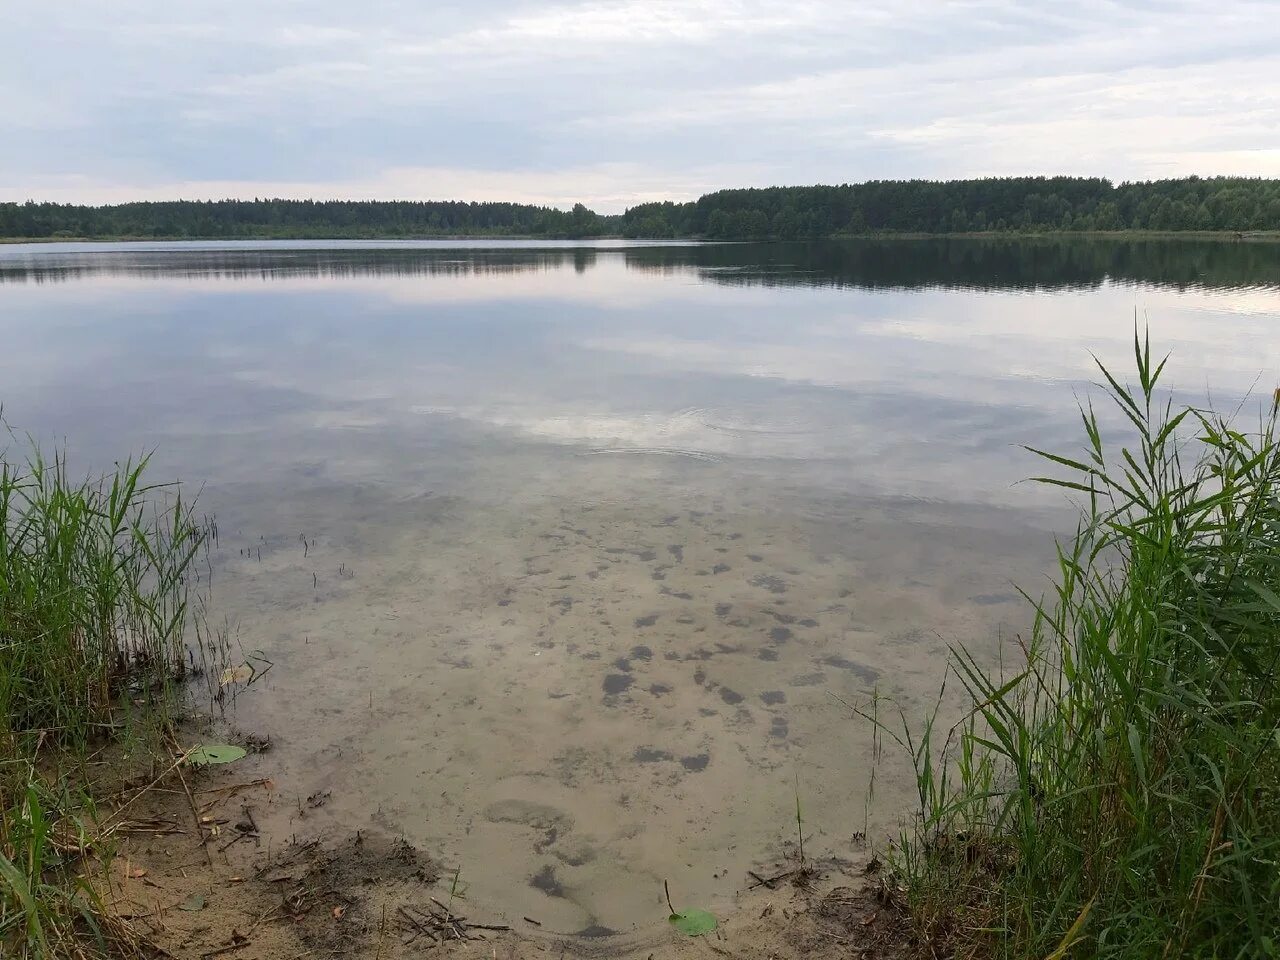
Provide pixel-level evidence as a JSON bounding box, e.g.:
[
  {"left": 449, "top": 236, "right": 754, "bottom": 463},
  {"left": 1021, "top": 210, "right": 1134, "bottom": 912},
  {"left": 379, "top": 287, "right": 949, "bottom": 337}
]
[
  {"left": 748, "top": 869, "right": 797, "bottom": 890},
  {"left": 168, "top": 738, "right": 213, "bottom": 867},
  {"left": 396, "top": 899, "right": 510, "bottom": 944},
  {"left": 196, "top": 778, "right": 273, "bottom": 814}
]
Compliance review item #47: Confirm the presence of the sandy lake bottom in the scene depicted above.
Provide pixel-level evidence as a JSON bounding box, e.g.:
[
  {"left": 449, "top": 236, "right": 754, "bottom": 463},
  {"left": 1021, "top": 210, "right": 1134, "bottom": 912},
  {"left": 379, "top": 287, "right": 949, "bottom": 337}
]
[{"left": 209, "top": 453, "right": 1053, "bottom": 941}]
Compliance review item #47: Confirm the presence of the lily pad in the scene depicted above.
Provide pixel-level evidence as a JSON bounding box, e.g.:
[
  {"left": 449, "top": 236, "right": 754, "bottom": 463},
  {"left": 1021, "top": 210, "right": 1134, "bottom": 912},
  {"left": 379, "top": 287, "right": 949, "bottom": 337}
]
[
  {"left": 669, "top": 908, "right": 717, "bottom": 936},
  {"left": 187, "top": 744, "right": 246, "bottom": 766}
]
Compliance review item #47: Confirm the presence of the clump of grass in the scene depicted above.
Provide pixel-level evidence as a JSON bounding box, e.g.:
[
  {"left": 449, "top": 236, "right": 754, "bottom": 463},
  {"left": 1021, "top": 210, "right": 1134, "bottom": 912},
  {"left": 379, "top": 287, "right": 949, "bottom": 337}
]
[
  {"left": 868, "top": 332, "right": 1280, "bottom": 958},
  {"left": 0, "top": 427, "right": 219, "bottom": 957},
  {"left": 0, "top": 442, "right": 209, "bottom": 754},
  {"left": 0, "top": 779, "right": 135, "bottom": 959}
]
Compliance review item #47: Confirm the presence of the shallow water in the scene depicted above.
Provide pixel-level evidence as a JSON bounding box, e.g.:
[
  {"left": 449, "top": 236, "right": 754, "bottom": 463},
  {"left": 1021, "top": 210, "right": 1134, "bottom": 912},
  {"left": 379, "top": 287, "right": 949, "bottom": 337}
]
[{"left": 1, "top": 237, "right": 1278, "bottom": 943}]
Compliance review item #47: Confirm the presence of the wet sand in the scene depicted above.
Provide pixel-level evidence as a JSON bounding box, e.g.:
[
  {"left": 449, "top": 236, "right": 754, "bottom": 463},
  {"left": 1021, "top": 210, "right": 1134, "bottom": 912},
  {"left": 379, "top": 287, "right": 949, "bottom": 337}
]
[{"left": 109, "top": 782, "right": 909, "bottom": 960}]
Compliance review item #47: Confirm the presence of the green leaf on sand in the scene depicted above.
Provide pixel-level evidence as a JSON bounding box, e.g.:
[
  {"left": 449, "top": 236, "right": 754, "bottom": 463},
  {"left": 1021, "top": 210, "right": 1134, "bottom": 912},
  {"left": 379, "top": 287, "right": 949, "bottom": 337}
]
[
  {"left": 187, "top": 744, "right": 246, "bottom": 766},
  {"left": 178, "top": 893, "right": 206, "bottom": 912},
  {"left": 669, "top": 909, "right": 717, "bottom": 936}
]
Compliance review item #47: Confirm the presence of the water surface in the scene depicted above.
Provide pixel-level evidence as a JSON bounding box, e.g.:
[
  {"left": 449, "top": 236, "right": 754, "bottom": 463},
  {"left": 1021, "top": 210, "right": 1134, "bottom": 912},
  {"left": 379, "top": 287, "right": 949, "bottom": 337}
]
[{"left": 1, "top": 237, "right": 1277, "bottom": 943}]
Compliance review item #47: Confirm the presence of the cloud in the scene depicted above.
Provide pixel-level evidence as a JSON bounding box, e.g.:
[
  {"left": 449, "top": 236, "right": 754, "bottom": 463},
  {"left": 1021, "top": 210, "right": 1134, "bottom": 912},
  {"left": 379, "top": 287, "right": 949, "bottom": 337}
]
[{"left": 2, "top": 0, "right": 1278, "bottom": 207}]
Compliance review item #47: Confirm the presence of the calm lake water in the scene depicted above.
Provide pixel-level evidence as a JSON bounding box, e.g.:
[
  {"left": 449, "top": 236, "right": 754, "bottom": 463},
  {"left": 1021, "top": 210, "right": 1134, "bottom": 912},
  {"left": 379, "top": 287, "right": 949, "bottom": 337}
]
[{"left": 1, "top": 237, "right": 1278, "bottom": 943}]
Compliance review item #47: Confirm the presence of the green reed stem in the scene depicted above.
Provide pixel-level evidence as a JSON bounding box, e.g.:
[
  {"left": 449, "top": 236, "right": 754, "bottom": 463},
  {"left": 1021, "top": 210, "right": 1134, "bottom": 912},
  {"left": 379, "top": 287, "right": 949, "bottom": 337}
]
[{"left": 866, "top": 329, "right": 1280, "bottom": 958}]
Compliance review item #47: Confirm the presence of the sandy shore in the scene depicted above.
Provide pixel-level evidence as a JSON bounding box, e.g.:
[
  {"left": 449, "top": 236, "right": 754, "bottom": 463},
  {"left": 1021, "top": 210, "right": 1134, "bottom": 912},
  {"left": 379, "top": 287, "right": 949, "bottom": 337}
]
[{"left": 107, "top": 756, "right": 911, "bottom": 960}]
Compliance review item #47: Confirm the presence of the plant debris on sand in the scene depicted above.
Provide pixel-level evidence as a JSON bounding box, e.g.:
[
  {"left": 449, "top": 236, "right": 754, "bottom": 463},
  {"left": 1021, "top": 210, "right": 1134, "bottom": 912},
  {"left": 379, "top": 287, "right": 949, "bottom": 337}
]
[{"left": 252, "top": 831, "right": 443, "bottom": 955}]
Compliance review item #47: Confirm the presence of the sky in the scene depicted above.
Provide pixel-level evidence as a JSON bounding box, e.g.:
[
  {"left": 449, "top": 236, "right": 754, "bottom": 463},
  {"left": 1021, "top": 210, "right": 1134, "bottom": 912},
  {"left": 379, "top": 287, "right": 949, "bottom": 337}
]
[{"left": 3, "top": 1, "right": 1279, "bottom": 213}]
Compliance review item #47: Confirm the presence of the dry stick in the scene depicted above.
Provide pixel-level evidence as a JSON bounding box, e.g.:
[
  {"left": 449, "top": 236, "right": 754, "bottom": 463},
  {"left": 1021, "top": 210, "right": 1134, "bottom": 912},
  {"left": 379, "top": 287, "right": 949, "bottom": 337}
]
[
  {"left": 172, "top": 750, "right": 214, "bottom": 866},
  {"left": 747, "top": 869, "right": 796, "bottom": 890},
  {"left": 245, "top": 901, "right": 283, "bottom": 937},
  {"left": 114, "top": 822, "right": 186, "bottom": 837},
  {"left": 397, "top": 905, "right": 431, "bottom": 945},
  {"left": 217, "top": 830, "right": 252, "bottom": 854},
  {"left": 665, "top": 879, "right": 676, "bottom": 916},
  {"left": 396, "top": 901, "right": 442, "bottom": 947},
  {"left": 375, "top": 903, "right": 388, "bottom": 960},
  {"left": 195, "top": 777, "right": 272, "bottom": 802},
  {"left": 428, "top": 893, "right": 466, "bottom": 937}
]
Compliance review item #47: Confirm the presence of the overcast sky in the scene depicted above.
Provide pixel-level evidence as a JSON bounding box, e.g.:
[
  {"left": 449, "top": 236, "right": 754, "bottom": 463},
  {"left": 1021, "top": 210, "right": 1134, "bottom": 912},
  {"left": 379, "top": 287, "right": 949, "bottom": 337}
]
[{"left": 3, "top": 1, "right": 1278, "bottom": 212}]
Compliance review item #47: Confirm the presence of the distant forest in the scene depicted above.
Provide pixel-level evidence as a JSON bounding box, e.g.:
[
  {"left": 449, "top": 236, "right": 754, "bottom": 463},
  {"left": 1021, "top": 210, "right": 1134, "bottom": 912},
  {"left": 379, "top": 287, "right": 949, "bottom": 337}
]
[
  {"left": 621, "top": 177, "right": 1280, "bottom": 238},
  {"left": 3, "top": 177, "right": 1279, "bottom": 240},
  {"left": 0, "top": 199, "right": 605, "bottom": 241}
]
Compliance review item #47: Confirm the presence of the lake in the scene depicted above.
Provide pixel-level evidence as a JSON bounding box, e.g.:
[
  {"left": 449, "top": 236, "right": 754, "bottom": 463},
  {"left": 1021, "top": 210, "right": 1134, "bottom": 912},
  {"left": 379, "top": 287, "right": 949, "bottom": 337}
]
[{"left": 1, "top": 237, "right": 1277, "bottom": 943}]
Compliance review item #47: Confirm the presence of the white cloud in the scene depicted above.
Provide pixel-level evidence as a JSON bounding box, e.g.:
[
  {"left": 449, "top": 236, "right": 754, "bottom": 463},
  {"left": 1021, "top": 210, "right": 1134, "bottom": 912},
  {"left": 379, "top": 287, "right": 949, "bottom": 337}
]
[{"left": 2, "top": 0, "right": 1278, "bottom": 203}]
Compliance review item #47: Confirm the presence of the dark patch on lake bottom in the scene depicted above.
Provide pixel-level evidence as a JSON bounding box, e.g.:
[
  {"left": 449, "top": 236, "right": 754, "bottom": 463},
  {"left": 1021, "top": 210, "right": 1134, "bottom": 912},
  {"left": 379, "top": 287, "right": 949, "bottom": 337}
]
[
  {"left": 820, "top": 655, "right": 880, "bottom": 684},
  {"left": 791, "top": 672, "right": 826, "bottom": 686},
  {"left": 634, "top": 747, "right": 674, "bottom": 763},
  {"left": 603, "top": 674, "right": 634, "bottom": 695},
  {"left": 574, "top": 924, "right": 619, "bottom": 939},
  {"left": 530, "top": 865, "right": 565, "bottom": 898}
]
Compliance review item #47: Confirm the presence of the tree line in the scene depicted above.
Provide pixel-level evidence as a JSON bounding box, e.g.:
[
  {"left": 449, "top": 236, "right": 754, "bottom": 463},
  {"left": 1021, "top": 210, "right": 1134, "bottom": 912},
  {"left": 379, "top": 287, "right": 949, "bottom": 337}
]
[
  {"left": 3, "top": 177, "right": 1278, "bottom": 240},
  {"left": 620, "top": 177, "right": 1280, "bottom": 238},
  {"left": 0, "top": 199, "right": 608, "bottom": 240}
]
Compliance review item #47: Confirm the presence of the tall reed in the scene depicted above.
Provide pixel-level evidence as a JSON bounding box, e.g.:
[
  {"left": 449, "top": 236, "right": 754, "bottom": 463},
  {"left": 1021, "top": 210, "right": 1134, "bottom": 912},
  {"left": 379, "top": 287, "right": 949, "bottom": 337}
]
[
  {"left": 0, "top": 443, "right": 209, "bottom": 753},
  {"left": 0, "top": 428, "right": 217, "bottom": 956},
  {"left": 871, "top": 332, "right": 1280, "bottom": 958}
]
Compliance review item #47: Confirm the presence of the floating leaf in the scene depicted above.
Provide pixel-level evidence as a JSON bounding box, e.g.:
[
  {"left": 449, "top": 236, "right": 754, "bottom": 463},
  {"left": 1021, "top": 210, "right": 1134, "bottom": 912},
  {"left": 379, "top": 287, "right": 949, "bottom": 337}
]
[
  {"left": 220, "top": 664, "right": 254, "bottom": 686},
  {"left": 668, "top": 909, "right": 717, "bottom": 936},
  {"left": 187, "top": 744, "right": 247, "bottom": 766},
  {"left": 178, "top": 893, "right": 206, "bottom": 912}
]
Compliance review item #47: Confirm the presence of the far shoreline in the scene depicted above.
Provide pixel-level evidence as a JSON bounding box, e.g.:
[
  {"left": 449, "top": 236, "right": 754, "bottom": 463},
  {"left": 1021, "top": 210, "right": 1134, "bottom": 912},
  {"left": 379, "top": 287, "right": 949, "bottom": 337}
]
[{"left": 2, "top": 229, "right": 1278, "bottom": 245}]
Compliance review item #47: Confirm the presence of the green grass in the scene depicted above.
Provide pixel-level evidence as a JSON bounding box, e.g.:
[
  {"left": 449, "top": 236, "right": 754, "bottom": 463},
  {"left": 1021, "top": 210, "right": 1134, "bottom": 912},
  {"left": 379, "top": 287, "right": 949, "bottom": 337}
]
[
  {"left": 867, "top": 332, "right": 1280, "bottom": 958},
  {"left": 0, "top": 427, "right": 217, "bottom": 957}
]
